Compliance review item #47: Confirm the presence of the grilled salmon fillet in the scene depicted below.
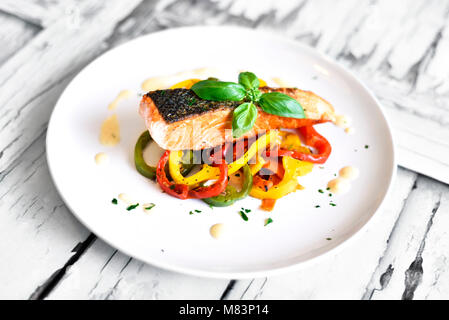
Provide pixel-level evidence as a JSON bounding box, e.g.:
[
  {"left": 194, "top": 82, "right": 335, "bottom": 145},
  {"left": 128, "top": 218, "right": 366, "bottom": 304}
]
[{"left": 139, "top": 87, "right": 336, "bottom": 150}]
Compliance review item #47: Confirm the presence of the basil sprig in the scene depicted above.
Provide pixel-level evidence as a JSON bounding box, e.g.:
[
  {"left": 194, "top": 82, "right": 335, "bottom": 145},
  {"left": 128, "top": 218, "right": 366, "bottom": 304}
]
[{"left": 191, "top": 72, "right": 305, "bottom": 138}]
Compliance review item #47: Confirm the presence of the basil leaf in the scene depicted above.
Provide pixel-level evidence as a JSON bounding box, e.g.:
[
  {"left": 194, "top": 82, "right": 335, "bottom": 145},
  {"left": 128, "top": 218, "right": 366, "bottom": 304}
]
[
  {"left": 191, "top": 80, "right": 246, "bottom": 101},
  {"left": 258, "top": 92, "right": 305, "bottom": 119},
  {"left": 232, "top": 102, "right": 257, "bottom": 138},
  {"left": 238, "top": 72, "right": 260, "bottom": 90}
]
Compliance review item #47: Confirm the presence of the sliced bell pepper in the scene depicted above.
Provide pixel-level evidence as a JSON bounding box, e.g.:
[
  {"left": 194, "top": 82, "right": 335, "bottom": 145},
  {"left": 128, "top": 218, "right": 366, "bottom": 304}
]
[
  {"left": 169, "top": 131, "right": 278, "bottom": 186},
  {"left": 250, "top": 154, "right": 266, "bottom": 176},
  {"left": 188, "top": 162, "right": 228, "bottom": 199},
  {"left": 135, "top": 131, "right": 194, "bottom": 180},
  {"left": 156, "top": 151, "right": 189, "bottom": 199},
  {"left": 134, "top": 131, "right": 157, "bottom": 180},
  {"left": 170, "top": 78, "right": 201, "bottom": 89},
  {"left": 202, "top": 164, "right": 253, "bottom": 207},
  {"left": 267, "top": 127, "right": 331, "bottom": 164},
  {"left": 250, "top": 156, "right": 313, "bottom": 200}
]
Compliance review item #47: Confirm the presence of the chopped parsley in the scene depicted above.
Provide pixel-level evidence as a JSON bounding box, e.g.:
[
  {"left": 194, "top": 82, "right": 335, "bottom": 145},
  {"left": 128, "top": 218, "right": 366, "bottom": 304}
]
[
  {"left": 241, "top": 207, "right": 251, "bottom": 213},
  {"left": 264, "top": 218, "right": 273, "bottom": 226},
  {"left": 365, "top": 145, "right": 369, "bottom": 149},
  {"left": 111, "top": 198, "right": 118, "bottom": 205},
  {"left": 144, "top": 203, "right": 155, "bottom": 210},
  {"left": 326, "top": 238, "right": 332, "bottom": 241},
  {"left": 189, "top": 209, "right": 202, "bottom": 215},
  {"left": 326, "top": 187, "right": 330, "bottom": 191},
  {"left": 318, "top": 189, "right": 324, "bottom": 193},
  {"left": 195, "top": 209, "right": 202, "bottom": 213},
  {"left": 126, "top": 203, "right": 139, "bottom": 211},
  {"left": 315, "top": 205, "right": 320, "bottom": 208},
  {"left": 329, "top": 203, "right": 337, "bottom": 207},
  {"left": 329, "top": 193, "right": 333, "bottom": 197},
  {"left": 239, "top": 210, "right": 249, "bottom": 221}
]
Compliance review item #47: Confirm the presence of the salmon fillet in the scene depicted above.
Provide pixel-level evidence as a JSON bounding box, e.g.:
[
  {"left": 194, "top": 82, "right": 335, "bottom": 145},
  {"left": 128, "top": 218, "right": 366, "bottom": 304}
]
[{"left": 139, "top": 87, "right": 336, "bottom": 150}]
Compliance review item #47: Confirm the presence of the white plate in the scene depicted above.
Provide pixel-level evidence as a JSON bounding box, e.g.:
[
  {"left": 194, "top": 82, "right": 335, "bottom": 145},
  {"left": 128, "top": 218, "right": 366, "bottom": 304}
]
[{"left": 47, "top": 26, "right": 395, "bottom": 278}]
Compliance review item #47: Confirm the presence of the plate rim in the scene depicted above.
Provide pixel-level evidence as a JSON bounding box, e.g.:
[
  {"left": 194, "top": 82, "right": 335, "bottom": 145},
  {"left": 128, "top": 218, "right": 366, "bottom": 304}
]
[{"left": 46, "top": 25, "right": 397, "bottom": 279}]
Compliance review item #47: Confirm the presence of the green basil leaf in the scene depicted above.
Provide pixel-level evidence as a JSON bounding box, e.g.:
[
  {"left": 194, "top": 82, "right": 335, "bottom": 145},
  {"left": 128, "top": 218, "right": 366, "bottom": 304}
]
[
  {"left": 238, "top": 72, "right": 260, "bottom": 90},
  {"left": 258, "top": 92, "right": 305, "bottom": 119},
  {"left": 232, "top": 102, "right": 258, "bottom": 138},
  {"left": 191, "top": 80, "right": 246, "bottom": 101}
]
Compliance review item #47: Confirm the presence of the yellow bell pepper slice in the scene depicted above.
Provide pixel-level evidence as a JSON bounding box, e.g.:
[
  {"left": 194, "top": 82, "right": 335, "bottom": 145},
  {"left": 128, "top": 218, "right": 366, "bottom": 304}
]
[
  {"left": 250, "top": 156, "right": 313, "bottom": 200},
  {"left": 250, "top": 155, "right": 266, "bottom": 176},
  {"left": 258, "top": 78, "right": 267, "bottom": 87},
  {"left": 169, "top": 131, "right": 278, "bottom": 186},
  {"left": 170, "top": 79, "right": 201, "bottom": 89}
]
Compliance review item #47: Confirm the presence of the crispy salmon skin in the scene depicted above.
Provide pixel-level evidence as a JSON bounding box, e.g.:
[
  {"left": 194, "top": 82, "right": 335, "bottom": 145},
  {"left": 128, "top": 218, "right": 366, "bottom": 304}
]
[{"left": 139, "top": 86, "right": 335, "bottom": 150}]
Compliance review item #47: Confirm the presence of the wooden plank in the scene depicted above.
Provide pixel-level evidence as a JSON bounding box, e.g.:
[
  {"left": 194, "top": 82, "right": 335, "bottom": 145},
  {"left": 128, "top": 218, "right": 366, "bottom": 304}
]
[
  {"left": 0, "top": 132, "right": 90, "bottom": 299},
  {"left": 415, "top": 187, "right": 449, "bottom": 299},
  {"left": 0, "top": 0, "right": 145, "bottom": 299},
  {"left": 364, "top": 175, "right": 448, "bottom": 300},
  {"left": 0, "top": 0, "right": 60, "bottom": 27},
  {"left": 0, "top": 11, "right": 40, "bottom": 65},
  {"left": 223, "top": 169, "right": 417, "bottom": 300},
  {"left": 46, "top": 239, "right": 229, "bottom": 300}
]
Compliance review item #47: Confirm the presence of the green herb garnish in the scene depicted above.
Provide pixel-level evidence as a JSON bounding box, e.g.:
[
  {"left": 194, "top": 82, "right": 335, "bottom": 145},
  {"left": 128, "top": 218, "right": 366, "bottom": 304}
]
[
  {"left": 144, "top": 203, "right": 155, "bottom": 210},
  {"left": 191, "top": 71, "right": 305, "bottom": 138},
  {"left": 239, "top": 211, "right": 249, "bottom": 221},
  {"left": 111, "top": 198, "right": 118, "bottom": 205},
  {"left": 329, "top": 203, "right": 337, "bottom": 207},
  {"left": 329, "top": 193, "right": 332, "bottom": 197},
  {"left": 195, "top": 209, "right": 201, "bottom": 213},
  {"left": 264, "top": 218, "right": 273, "bottom": 226},
  {"left": 326, "top": 238, "right": 332, "bottom": 241},
  {"left": 365, "top": 145, "right": 369, "bottom": 149},
  {"left": 318, "top": 189, "right": 324, "bottom": 193},
  {"left": 126, "top": 203, "right": 139, "bottom": 211},
  {"left": 315, "top": 205, "right": 320, "bottom": 208}
]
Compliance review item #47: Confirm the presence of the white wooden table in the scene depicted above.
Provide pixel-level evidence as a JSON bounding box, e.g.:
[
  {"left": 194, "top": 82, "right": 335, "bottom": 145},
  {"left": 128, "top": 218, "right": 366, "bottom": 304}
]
[{"left": 1, "top": 0, "right": 448, "bottom": 300}]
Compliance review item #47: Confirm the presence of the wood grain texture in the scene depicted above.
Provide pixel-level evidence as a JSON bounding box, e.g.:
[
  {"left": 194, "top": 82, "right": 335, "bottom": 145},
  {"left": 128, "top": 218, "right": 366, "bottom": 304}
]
[{"left": 0, "top": 0, "right": 448, "bottom": 300}]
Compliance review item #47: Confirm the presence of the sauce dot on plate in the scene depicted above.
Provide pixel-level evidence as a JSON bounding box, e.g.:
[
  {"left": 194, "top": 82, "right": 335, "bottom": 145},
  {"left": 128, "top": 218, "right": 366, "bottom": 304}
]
[
  {"left": 335, "top": 115, "right": 352, "bottom": 128},
  {"left": 345, "top": 127, "right": 355, "bottom": 135},
  {"left": 210, "top": 223, "right": 225, "bottom": 239},
  {"left": 118, "top": 193, "right": 132, "bottom": 204},
  {"left": 327, "top": 178, "right": 350, "bottom": 194},
  {"left": 108, "top": 90, "right": 133, "bottom": 111},
  {"left": 99, "top": 114, "right": 120, "bottom": 146},
  {"left": 94, "top": 152, "right": 108, "bottom": 165},
  {"left": 339, "top": 166, "right": 359, "bottom": 180}
]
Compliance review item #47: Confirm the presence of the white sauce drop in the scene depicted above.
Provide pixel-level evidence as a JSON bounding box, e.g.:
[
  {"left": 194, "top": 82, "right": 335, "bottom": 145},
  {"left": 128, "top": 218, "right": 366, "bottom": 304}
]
[
  {"left": 345, "top": 127, "right": 355, "bottom": 135},
  {"left": 327, "top": 178, "right": 350, "bottom": 194},
  {"left": 335, "top": 115, "right": 352, "bottom": 128},
  {"left": 339, "top": 166, "right": 359, "bottom": 180},
  {"left": 100, "top": 114, "right": 120, "bottom": 146},
  {"left": 141, "top": 76, "right": 172, "bottom": 92},
  {"left": 94, "top": 152, "right": 108, "bottom": 165},
  {"left": 210, "top": 223, "right": 225, "bottom": 239},
  {"left": 118, "top": 193, "right": 132, "bottom": 204},
  {"left": 108, "top": 90, "right": 133, "bottom": 110}
]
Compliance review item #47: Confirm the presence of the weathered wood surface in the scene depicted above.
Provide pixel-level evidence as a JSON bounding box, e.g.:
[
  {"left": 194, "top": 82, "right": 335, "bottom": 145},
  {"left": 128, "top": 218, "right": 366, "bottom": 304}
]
[{"left": 0, "top": 0, "right": 448, "bottom": 300}]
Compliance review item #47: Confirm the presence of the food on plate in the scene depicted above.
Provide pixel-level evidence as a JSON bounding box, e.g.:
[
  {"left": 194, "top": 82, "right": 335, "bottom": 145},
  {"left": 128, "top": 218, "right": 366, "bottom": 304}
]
[{"left": 136, "top": 71, "right": 335, "bottom": 210}]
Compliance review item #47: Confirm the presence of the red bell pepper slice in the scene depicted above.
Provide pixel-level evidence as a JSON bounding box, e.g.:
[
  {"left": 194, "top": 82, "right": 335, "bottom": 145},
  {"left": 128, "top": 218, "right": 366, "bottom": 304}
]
[
  {"left": 267, "top": 126, "right": 331, "bottom": 164},
  {"left": 188, "top": 162, "right": 229, "bottom": 199},
  {"left": 156, "top": 151, "right": 189, "bottom": 199}
]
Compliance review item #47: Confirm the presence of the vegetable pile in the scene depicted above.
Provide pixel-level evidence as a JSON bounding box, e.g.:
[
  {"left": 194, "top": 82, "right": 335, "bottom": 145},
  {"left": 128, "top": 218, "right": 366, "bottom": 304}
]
[{"left": 134, "top": 72, "right": 332, "bottom": 210}]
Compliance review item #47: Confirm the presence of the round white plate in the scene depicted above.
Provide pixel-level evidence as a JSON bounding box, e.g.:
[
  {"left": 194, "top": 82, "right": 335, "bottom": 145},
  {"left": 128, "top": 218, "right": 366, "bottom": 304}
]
[{"left": 47, "top": 26, "right": 395, "bottom": 278}]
